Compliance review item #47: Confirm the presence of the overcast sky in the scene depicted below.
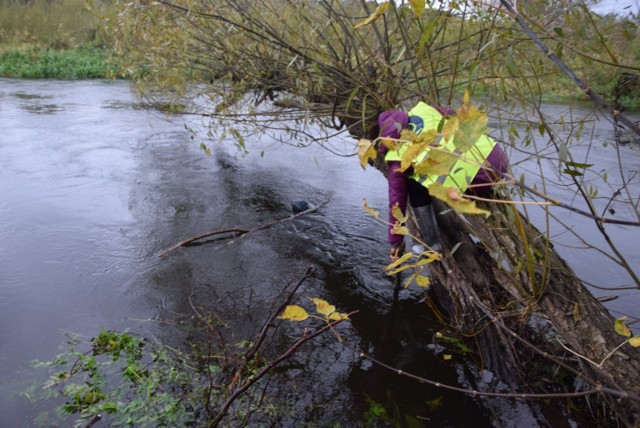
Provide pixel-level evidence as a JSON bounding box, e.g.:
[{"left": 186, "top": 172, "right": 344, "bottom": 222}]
[{"left": 590, "top": 0, "right": 639, "bottom": 15}]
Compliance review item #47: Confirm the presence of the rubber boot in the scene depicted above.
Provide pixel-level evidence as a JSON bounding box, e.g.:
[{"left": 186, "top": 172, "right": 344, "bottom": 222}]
[{"left": 413, "top": 203, "right": 442, "bottom": 253}]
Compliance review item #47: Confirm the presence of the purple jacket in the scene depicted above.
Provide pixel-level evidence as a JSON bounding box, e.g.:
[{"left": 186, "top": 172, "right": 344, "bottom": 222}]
[
  {"left": 378, "top": 110, "right": 408, "bottom": 155},
  {"left": 380, "top": 110, "right": 509, "bottom": 245}
]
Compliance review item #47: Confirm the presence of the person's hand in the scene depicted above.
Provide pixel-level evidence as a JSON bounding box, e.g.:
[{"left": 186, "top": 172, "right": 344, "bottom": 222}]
[{"left": 389, "top": 243, "right": 404, "bottom": 262}]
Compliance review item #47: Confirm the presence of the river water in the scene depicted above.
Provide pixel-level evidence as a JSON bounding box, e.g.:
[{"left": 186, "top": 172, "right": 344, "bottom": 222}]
[{"left": 0, "top": 78, "right": 638, "bottom": 427}]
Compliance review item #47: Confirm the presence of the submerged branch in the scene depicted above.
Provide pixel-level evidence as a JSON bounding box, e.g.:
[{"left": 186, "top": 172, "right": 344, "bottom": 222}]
[{"left": 157, "top": 201, "right": 328, "bottom": 257}]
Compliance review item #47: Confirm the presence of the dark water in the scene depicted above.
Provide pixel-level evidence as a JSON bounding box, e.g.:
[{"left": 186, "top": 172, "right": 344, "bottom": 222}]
[{"left": 0, "top": 79, "right": 637, "bottom": 427}]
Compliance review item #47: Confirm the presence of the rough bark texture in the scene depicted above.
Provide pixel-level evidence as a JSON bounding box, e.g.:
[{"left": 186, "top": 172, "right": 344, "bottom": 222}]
[{"left": 435, "top": 199, "right": 640, "bottom": 426}]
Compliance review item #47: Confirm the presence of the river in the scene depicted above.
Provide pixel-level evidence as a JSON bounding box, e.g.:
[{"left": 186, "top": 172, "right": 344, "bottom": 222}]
[{"left": 0, "top": 78, "right": 638, "bottom": 427}]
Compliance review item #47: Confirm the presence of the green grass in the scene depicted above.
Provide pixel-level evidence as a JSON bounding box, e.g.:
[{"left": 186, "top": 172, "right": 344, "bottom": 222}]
[
  {"left": 0, "top": 45, "right": 117, "bottom": 78},
  {"left": 0, "top": 45, "right": 119, "bottom": 78},
  {"left": 0, "top": 0, "right": 120, "bottom": 78}
]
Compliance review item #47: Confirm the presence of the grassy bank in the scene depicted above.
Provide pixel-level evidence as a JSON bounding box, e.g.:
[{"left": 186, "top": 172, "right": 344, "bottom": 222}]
[
  {"left": 0, "top": 0, "right": 117, "bottom": 78},
  {"left": 0, "top": 44, "right": 116, "bottom": 78}
]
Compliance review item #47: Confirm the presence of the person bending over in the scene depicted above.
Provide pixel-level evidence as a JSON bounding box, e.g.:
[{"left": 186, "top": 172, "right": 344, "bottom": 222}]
[{"left": 378, "top": 102, "right": 509, "bottom": 260}]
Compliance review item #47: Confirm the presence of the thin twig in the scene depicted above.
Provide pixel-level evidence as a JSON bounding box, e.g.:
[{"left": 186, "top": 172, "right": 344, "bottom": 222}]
[
  {"left": 226, "top": 265, "right": 315, "bottom": 391},
  {"left": 209, "top": 311, "right": 357, "bottom": 427},
  {"left": 82, "top": 414, "right": 101, "bottom": 428},
  {"left": 498, "top": 0, "right": 640, "bottom": 136}
]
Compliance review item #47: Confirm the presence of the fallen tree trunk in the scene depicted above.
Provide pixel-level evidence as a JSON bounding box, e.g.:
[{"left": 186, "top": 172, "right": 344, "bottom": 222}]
[
  {"left": 429, "top": 196, "right": 640, "bottom": 425},
  {"left": 371, "top": 156, "right": 640, "bottom": 426}
]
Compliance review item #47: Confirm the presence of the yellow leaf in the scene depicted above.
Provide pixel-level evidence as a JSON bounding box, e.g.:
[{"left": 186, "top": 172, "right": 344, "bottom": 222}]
[
  {"left": 390, "top": 223, "right": 409, "bottom": 236},
  {"left": 463, "top": 89, "right": 470, "bottom": 105},
  {"left": 309, "top": 298, "right": 336, "bottom": 317},
  {"left": 379, "top": 137, "right": 400, "bottom": 152},
  {"left": 629, "top": 336, "right": 640, "bottom": 347},
  {"left": 400, "top": 140, "right": 429, "bottom": 173},
  {"left": 428, "top": 183, "right": 491, "bottom": 216},
  {"left": 357, "top": 139, "right": 377, "bottom": 169},
  {"left": 391, "top": 203, "right": 409, "bottom": 224},
  {"left": 412, "top": 127, "right": 439, "bottom": 146},
  {"left": 408, "top": 0, "right": 425, "bottom": 17},
  {"left": 412, "top": 147, "right": 459, "bottom": 177},
  {"left": 572, "top": 303, "right": 581, "bottom": 321},
  {"left": 385, "top": 251, "right": 414, "bottom": 271},
  {"left": 441, "top": 116, "right": 459, "bottom": 143},
  {"left": 362, "top": 199, "right": 380, "bottom": 219},
  {"left": 353, "top": 2, "right": 389, "bottom": 29},
  {"left": 454, "top": 104, "right": 488, "bottom": 152},
  {"left": 387, "top": 264, "right": 415, "bottom": 276},
  {"left": 403, "top": 273, "right": 416, "bottom": 288},
  {"left": 615, "top": 317, "right": 632, "bottom": 338},
  {"left": 443, "top": 354, "right": 452, "bottom": 360},
  {"left": 416, "top": 252, "right": 442, "bottom": 263},
  {"left": 415, "top": 274, "right": 431, "bottom": 288},
  {"left": 279, "top": 305, "right": 309, "bottom": 321},
  {"left": 328, "top": 312, "right": 349, "bottom": 321}
]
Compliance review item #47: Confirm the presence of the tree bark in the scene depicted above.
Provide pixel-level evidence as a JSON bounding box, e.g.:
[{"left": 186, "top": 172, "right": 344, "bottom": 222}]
[
  {"left": 372, "top": 155, "right": 640, "bottom": 426},
  {"left": 432, "top": 198, "right": 640, "bottom": 425}
]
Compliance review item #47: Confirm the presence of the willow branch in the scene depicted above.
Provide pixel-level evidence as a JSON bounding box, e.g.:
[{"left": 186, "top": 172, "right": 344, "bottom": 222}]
[{"left": 498, "top": 0, "right": 640, "bottom": 136}]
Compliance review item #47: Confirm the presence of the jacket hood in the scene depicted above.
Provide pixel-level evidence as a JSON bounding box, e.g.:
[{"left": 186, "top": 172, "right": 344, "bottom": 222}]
[{"left": 378, "top": 110, "right": 408, "bottom": 139}]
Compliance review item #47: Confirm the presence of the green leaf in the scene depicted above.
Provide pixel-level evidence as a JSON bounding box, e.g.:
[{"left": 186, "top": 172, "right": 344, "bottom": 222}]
[
  {"left": 199, "top": 142, "right": 211, "bottom": 156},
  {"left": 629, "top": 336, "right": 640, "bottom": 347},
  {"left": 449, "top": 242, "right": 462, "bottom": 257},
  {"left": 538, "top": 123, "right": 545, "bottom": 136},
  {"left": 553, "top": 27, "right": 564, "bottom": 37},
  {"left": 615, "top": 317, "right": 632, "bottom": 338},
  {"left": 505, "top": 47, "right": 516, "bottom": 75},
  {"left": 562, "top": 168, "right": 583, "bottom": 177},
  {"left": 230, "top": 128, "right": 246, "bottom": 152},
  {"left": 565, "top": 161, "right": 593, "bottom": 169},
  {"left": 558, "top": 142, "right": 568, "bottom": 162}
]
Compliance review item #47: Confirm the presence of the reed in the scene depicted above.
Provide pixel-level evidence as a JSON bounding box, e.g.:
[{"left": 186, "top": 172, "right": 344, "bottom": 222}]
[
  {"left": 0, "top": 0, "right": 111, "bottom": 50},
  {"left": 0, "top": 0, "right": 118, "bottom": 78}
]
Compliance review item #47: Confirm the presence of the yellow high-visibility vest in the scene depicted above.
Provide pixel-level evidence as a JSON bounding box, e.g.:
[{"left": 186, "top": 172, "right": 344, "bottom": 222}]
[{"left": 384, "top": 102, "right": 495, "bottom": 193}]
